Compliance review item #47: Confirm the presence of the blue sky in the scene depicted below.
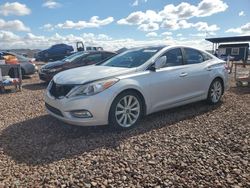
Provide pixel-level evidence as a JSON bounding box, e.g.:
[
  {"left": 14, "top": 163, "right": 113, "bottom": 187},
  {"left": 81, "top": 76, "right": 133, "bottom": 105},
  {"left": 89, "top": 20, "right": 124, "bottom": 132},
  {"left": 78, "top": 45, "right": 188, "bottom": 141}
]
[{"left": 0, "top": 0, "right": 250, "bottom": 50}]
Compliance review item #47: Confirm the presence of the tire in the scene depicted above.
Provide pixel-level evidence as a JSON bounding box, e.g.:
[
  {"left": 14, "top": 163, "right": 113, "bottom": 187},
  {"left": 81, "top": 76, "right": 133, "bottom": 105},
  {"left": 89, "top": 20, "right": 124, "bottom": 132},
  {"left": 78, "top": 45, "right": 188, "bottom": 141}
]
[
  {"left": 109, "top": 91, "right": 143, "bottom": 130},
  {"left": 207, "top": 78, "right": 223, "bottom": 104}
]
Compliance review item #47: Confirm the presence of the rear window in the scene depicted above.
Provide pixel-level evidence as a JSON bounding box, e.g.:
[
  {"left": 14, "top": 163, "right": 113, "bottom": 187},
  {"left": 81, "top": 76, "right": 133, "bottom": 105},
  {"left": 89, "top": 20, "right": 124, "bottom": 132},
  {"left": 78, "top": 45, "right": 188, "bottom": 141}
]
[
  {"left": 201, "top": 51, "right": 213, "bottom": 61},
  {"left": 184, "top": 48, "right": 204, "bottom": 64}
]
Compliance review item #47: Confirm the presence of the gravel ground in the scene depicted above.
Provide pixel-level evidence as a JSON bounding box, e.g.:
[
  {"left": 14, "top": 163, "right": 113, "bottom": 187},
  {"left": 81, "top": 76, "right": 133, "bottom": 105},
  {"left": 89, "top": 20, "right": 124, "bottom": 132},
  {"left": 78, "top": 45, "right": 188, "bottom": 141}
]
[{"left": 0, "top": 73, "right": 250, "bottom": 187}]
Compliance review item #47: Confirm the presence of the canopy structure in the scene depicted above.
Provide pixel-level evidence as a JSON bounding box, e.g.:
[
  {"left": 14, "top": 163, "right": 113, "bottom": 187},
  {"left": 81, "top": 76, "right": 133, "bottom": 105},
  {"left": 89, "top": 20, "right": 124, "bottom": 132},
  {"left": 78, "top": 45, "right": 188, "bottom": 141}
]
[{"left": 205, "top": 36, "right": 250, "bottom": 53}]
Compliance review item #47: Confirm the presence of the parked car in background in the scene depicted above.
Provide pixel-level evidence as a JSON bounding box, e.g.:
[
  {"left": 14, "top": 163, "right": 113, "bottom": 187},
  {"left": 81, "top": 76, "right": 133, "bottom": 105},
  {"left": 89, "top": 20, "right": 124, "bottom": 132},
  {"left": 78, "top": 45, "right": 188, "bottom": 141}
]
[
  {"left": 35, "top": 43, "right": 74, "bottom": 62},
  {"left": 0, "top": 51, "right": 36, "bottom": 76},
  {"left": 45, "top": 45, "right": 229, "bottom": 129},
  {"left": 39, "top": 50, "right": 116, "bottom": 82},
  {"left": 86, "top": 46, "right": 103, "bottom": 51}
]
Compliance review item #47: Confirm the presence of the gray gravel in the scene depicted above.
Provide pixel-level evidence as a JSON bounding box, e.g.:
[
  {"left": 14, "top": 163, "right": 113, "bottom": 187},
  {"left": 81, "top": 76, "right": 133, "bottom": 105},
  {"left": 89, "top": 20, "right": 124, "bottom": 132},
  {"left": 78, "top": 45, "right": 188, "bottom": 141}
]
[{"left": 0, "top": 74, "right": 250, "bottom": 187}]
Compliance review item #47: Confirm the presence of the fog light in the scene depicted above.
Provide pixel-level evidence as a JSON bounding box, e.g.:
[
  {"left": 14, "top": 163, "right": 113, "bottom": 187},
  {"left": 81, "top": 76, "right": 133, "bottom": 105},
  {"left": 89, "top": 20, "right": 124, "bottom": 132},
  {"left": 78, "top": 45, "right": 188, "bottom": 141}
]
[{"left": 70, "top": 110, "right": 93, "bottom": 118}]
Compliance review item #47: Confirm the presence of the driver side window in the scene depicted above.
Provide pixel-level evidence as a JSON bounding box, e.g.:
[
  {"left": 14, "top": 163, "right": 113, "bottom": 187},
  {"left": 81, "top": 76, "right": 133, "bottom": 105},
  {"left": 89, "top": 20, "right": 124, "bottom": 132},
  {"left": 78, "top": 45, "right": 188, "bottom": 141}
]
[{"left": 162, "top": 48, "right": 183, "bottom": 67}]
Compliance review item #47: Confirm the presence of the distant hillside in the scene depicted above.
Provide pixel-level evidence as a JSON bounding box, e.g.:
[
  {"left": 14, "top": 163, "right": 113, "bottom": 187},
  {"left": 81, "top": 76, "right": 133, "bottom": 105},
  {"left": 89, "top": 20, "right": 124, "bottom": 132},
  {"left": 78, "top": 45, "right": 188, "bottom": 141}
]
[{"left": 0, "top": 49, "right": 41, "bottom": 58}]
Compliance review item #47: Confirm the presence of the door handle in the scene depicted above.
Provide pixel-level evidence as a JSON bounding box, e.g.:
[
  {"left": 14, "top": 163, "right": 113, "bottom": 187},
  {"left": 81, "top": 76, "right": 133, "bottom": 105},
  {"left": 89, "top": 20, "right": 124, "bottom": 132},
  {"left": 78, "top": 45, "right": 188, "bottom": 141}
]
[{"left": 179, "top": 72, "right": 188, "bottom": 77}]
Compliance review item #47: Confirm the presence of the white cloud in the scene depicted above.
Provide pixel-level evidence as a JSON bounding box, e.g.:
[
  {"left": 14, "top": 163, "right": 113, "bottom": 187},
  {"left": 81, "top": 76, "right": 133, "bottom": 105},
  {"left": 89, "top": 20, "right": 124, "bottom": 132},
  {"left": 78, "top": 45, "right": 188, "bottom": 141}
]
[
  {"left": 117, "top": 10, "right": 162, "bottom": 26},
  {"left": 176, "top": 33, "right": 182, "bottom": 37},
  {"left": 132, "top": 0, "right": 139, "bottom": 6},
  {"left": 196, "top": 0, "right": 228, "bottom": 17},
  {"left": 119, "top": 0, "right": 227, "bottom": 33},
  {"left": 132, "top": 0, "right": 147, "bottom": 6},
  {"left": 161, "top": 20, "right": 219, "bottom": 32},
  {"left": 160, "top": 20, "right": 179, "bottom": 30},
  {"left": 146, "top": 32, "right": 158, "bottom": 37},
  {"left": 193, "top": 22, "right": 220, "bottom": 32},
  {"left": 0, "top": 19, "right": 30, "bottom": 31},
  {"left": 0, "top": 31, "right": 212, "bottom": 51},
  {"left": 97, "top": 34, "right": 112, "bottom": 40},
  {"left": 41, "top": 23, "right": 54, "bottom": 31},
  {"left": 239, "top": 11, "right": 245, "bottom": 17},
  {"left": 42, "top": 0, "right": 61, "bottom": 9},
  {"left": 159, "top": 2, "right": 197, "bottom": 20},
  {"left": 138, "top": 22, "right": 159, "bottom": 32},
  {"left": 0, "top": 2, "right": 31, "bottom": 16},
  {"left": 160, "top": 0, "right": 227, "bottom": 19},
  {"left": 54, "top": 16, "right": 114, "bottom": 29},
  {"left": 226, "top": 22, "right": 250, "bottom": 34},
  {"left": 0, "top": 30, "right": 20, "bottom": 41},
  {"left": 161, "top": 31, "right": 172, "bottom": 36},
  {"left": 190, "top": 32, "right": 216, "bottom": 37},
  {"left": 90, "top": 16, "right": 114, "bottom": 26},
  {"left": 117, "top": 11, "right": 146, "bottom": 25}
]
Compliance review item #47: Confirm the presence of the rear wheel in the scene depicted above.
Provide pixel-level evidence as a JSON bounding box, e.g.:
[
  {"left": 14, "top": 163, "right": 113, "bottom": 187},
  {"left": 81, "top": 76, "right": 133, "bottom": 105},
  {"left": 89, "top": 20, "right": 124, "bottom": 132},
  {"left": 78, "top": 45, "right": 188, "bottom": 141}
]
[
  {"left": 109, "top": 91, "right": 143, "bottom": 130},
  {"left": 207, "top": 79, "right": 223, "bottom": 104}
]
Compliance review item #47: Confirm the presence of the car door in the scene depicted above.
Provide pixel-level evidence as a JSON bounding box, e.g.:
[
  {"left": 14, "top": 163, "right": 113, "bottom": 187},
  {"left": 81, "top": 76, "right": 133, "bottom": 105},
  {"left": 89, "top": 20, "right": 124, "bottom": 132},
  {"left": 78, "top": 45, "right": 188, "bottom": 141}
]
[
  {"left": 181, "top": 48, "right": 212, "bottom": 100},
  {"left": 147, "top": 47, "right": 191, "bottom": 112}
]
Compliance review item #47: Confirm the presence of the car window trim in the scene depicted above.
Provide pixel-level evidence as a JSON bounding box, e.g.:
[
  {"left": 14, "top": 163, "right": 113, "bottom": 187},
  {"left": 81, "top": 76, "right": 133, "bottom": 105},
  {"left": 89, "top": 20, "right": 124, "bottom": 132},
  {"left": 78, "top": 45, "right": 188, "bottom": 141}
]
[
  {"left": 146, "top": 47, "right": 184, "bottom": 70},
  {"left": 159, "top": 47, "right": 185, "bottom": 67}
]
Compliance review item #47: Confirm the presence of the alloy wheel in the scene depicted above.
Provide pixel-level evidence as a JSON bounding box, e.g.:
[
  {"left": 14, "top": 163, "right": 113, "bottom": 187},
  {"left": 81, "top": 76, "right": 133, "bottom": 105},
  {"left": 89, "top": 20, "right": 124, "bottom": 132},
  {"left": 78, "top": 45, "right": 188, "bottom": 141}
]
[
  {"left": 210, "top": 80, "right": 222, "bottom": 103},
  {"left": 115, "top": 95, "right": 140, "bottom": 128}
]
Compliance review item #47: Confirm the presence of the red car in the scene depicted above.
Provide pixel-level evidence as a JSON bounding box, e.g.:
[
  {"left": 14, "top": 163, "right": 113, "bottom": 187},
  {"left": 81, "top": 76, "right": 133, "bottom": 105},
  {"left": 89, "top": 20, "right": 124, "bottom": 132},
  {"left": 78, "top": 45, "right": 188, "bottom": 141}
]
[{"left": 39, "top": 50, "right": 116, "bottom": 82}]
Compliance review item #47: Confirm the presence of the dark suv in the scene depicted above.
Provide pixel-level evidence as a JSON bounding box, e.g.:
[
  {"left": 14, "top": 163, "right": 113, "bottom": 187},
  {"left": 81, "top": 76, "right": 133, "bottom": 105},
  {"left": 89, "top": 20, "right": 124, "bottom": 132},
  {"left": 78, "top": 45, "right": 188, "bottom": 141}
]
[
  {"left": 39, "top": 50, "right": 116, "bottom": 82},
  {"left": 35, "top": 44, "right": 74, "bottom": 62}
]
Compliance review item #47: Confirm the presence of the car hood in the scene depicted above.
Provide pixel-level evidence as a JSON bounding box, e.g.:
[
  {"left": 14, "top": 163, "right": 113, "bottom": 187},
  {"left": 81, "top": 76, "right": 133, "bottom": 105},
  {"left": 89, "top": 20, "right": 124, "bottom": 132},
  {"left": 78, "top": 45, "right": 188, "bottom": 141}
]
[
  {"left": 42, "top": 60, "right": 65, "bottom": 69},
  {"left": 53, "top": 65, "right": 136, "bottom": 85}
]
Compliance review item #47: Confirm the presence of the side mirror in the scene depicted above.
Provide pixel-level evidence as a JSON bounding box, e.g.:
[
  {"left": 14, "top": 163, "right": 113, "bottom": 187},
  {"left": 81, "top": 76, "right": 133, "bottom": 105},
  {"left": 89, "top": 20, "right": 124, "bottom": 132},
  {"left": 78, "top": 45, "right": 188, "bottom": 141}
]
[{"left": 154, "top": 56, "right": 167, "bottom": 69}]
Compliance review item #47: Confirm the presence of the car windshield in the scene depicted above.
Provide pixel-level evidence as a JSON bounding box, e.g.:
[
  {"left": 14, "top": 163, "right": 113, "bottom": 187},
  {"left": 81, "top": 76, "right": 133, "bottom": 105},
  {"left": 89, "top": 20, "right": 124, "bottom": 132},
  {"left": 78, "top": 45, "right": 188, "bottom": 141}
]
[
  {"left": 100, "top": 47, "right": 163, "bottom": 68},
  {"left": 63, "top": 52, "right": 88, "bottom": 62}
]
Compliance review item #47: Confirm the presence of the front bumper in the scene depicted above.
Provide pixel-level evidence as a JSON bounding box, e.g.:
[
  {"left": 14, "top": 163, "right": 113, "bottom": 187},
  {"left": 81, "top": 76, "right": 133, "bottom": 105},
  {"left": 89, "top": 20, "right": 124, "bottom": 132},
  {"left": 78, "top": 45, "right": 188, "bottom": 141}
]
[
  {"left": 39, "top": 71, "right": 54, "bottom": 82},
  {"left": 21, "top": 63, "right": 36, "bottom": 75},
  {"left": 44, "top": 89, "right": 114, "bottom": 126}
]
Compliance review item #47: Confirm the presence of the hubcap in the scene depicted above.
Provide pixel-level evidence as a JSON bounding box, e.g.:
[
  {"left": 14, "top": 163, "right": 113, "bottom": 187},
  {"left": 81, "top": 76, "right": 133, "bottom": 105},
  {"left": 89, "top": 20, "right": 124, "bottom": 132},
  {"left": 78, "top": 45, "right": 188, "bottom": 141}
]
[
  {"left": 211, "top": 81, "right": 222, "bottom": 103},
  {"left": 115, "top": 95, "right": 140, "bottom": 128}
]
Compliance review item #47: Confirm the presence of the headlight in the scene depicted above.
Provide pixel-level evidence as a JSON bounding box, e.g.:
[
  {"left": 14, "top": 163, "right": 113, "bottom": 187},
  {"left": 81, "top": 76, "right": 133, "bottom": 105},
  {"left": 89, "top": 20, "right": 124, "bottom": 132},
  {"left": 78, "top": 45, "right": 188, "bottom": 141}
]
[
  {"left": 66, "top": 78, "right": 119, "bottom": 97},
  {"left": 48, "top": 67, "right": 62, "bottom": 73},
  {"left": 47, "top": 80, "right": 53, "bottom": 90}
]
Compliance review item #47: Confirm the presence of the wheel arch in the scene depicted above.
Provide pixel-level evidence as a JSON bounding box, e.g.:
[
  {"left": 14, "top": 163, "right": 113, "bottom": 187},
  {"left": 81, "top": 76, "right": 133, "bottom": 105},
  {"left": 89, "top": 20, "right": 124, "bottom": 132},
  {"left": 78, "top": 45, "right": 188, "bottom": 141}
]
[{"left": 110, "top": 88, "right": 147, "bottom": 116}]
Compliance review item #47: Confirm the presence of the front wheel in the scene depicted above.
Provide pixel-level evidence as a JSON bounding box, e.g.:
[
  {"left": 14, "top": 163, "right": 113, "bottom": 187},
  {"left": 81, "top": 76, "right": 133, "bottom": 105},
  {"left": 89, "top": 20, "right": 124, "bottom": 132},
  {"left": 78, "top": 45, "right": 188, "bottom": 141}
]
[
  {"left": 109, "top": 91, "right": 143, "bottom": 130},
  {"left": 207, "top": 79, "right": 223, "bottom": 104}
]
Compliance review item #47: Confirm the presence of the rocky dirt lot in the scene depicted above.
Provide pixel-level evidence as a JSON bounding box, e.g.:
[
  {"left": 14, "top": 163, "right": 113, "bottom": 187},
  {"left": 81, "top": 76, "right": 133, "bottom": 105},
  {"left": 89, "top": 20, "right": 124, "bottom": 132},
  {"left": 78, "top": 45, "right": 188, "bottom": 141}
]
[{"left": 0, "top": 73, "right": 249, "bottom": 187}]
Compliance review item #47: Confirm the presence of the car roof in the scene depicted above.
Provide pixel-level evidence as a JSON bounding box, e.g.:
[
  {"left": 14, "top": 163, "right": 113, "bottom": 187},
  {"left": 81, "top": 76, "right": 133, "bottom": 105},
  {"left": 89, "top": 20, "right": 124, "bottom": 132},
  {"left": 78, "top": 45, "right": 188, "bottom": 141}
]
[{"left": 85, "top": 50, "right": 117, "bottom": 54}]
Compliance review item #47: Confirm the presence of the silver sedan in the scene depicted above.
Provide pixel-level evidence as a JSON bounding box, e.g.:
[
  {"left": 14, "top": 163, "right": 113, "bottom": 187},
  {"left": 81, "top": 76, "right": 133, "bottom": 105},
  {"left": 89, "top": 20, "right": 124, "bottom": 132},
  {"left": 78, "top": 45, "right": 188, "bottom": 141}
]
[{"left": 45, "top": 45, "right": 229, "bottom": 129}]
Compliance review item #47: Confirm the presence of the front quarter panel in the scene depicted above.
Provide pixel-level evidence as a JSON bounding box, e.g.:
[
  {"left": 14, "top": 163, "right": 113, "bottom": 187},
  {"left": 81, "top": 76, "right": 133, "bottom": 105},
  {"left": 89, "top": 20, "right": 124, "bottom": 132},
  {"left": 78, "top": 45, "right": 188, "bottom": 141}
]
[{"left": 109, "top": 71, "right": 155, "bottom": 115}]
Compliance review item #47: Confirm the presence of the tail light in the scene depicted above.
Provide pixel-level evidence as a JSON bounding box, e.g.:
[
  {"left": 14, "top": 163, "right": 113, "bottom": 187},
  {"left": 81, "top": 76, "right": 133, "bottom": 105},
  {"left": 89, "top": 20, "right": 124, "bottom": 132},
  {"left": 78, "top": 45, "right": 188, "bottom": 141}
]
[
  {"left": 224, "top": 63, "right": 231, "bottom": 73},
  {"left": 224, "top": 64, "right": 229, "bottom": 70}
]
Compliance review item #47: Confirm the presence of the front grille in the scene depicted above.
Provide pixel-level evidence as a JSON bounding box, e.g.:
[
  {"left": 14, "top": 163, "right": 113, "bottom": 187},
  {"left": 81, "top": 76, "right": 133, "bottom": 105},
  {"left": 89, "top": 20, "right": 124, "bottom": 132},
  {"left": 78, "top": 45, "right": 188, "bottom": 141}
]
[
  {"left": 49, "top": 81, "right": 74, "bottom": 98},
  {"left": 45, "top": 103, "right": 63, "bottom": 117},
  {"left": 40, "top": 68, "right": 47, "bottom": 73}
]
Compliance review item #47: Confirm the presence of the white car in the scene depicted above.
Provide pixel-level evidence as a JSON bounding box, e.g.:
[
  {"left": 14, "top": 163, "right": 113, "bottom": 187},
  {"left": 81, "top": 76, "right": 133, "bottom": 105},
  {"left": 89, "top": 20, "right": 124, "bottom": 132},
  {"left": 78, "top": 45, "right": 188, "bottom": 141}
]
[{"left": 45, "top": 45, "right": 229, "bottom": 129}]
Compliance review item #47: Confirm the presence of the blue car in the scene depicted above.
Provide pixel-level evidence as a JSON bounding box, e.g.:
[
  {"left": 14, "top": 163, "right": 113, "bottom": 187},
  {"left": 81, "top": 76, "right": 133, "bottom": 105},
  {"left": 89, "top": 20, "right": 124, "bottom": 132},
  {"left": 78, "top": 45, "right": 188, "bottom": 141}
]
[{"left": 35, "top": 43, "right": 74, "bottom": 62}]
